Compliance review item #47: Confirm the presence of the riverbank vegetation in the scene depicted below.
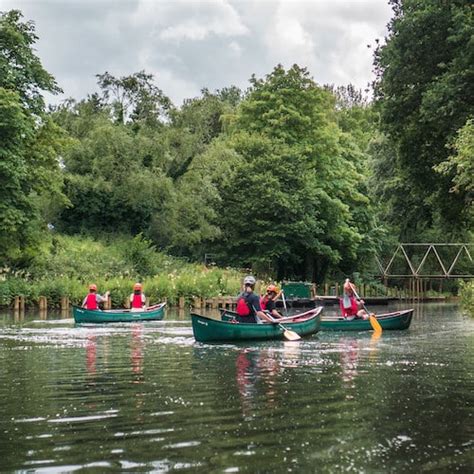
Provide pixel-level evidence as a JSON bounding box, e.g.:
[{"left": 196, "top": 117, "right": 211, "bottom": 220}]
[
  {"left": 1, "top": 2, "right": 472, "bottom": 305},
  {"left": 459, "top": 281, "right": 474, "bottom": 318},
  {"left": 0, "top": 234, "right": 243, "bottom": 307}
]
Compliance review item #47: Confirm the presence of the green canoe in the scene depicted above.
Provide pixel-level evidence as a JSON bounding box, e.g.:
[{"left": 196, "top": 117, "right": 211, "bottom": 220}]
[
  {"left": 73, "top": 302, "right": 166, "bottom": 324},
  {"left": 192, "top": 306, "right": 323, "bottom": 343},
  {"left": 320, "top": 308, "right": 413, "bottom": 331}
]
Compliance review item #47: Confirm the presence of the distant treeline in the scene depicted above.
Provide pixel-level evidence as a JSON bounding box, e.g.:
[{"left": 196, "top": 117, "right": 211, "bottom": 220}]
[{"left": 0, "top": 1, "right": 472, "bottom": 284}]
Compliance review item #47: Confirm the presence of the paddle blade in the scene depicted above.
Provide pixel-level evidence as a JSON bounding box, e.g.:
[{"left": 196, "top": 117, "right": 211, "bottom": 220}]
[
  {"left": 369, "top": 314, "right": 382, "bottom": 334},
  {"left": 282, "top": 328, "right": 301, "bottom": 341}
]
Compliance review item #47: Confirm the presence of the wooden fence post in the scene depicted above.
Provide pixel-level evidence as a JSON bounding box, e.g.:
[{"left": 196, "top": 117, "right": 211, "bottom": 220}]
[
  {"left": 39, "top": 296, "right": 47, "bottom": 312},
  {"left": 19, "top": 296, "right": 25, "bottom": 312},
  {"left": 60, "top": 296, "right": 69, "bottom": 312}
]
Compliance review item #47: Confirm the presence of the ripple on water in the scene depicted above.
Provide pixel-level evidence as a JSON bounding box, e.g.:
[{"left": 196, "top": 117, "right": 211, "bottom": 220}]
[{"left": 0, "top": 304, "right": 472, "bottom": 472}]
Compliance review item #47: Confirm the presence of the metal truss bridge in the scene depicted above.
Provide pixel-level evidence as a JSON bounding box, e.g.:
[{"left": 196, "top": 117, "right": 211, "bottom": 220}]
[{"left": 376, "top": 243, "right": 473, "bottom": 279}]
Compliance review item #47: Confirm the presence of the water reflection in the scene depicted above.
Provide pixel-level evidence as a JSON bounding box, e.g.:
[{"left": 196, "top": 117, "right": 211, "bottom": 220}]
[
  {"left": 235, "top": 343, "right": 306, "bottom": 417},
  {"left": 339, "top": 337, "right": 360, "bottom": 386},
  {"left": 131, "top": 324, "right": 143, "bottom": 378},
  {"left": 14, "top": 310, "right": 24, "bottom": 323},
  {"left": 235, "top": 349, "right": 257, "bottom": 417},
  {"left": 0, "top": 303, "right": 472, "bottom": 472},
  {"left": 86, "top": 335, "right": 97, "bottom": 376}
]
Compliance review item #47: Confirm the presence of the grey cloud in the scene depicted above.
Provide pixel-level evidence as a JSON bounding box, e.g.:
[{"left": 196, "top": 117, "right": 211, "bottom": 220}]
[{"left": 2, "top": 0, "right": 393, "bottom": 106}]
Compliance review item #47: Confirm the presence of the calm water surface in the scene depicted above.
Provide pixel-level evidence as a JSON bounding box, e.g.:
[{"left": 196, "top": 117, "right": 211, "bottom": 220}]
[{"left": 0, "top": 303, "right": 472, "bottom": 472}]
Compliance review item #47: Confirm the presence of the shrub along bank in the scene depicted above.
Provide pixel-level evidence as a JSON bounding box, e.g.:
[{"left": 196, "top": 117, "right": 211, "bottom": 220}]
[
  {"left": 0, "top": 234, "right": 244, "bottom": 308},
  {"left": 459, "top": 281, "right": 474, "bottom": 317}
]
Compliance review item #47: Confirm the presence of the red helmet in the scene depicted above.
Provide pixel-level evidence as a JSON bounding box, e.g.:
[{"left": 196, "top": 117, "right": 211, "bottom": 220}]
[
  {"left": 134, "top": 283, "right": 142, "bottom": 291},
  {"left": 266, "top": 284, "right": 278, "bottom": 294},
  {"left": 89, "top": 284, "right": 97, "bottom": 291}
]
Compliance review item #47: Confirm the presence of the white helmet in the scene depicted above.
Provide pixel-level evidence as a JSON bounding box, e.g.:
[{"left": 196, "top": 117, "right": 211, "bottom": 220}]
[{"left": 243, "top": 275, "right": 256, "bottom": 286}]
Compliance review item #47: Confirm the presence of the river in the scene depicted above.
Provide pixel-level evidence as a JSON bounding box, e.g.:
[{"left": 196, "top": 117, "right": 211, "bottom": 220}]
[{"left": 0, "top": 303, "right": 472, "bottom": 472}]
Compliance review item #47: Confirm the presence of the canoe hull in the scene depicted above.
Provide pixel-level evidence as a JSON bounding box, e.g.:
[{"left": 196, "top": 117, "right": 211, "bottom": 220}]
[
  {"left": 73, "top": 303, "right": 166, "bottom": 323},
  {"left": 192, "top": 307, "right": 323, "bottom": 343},
  {"left": 320, "top": 309, "right": 413, "bottom": 331}
]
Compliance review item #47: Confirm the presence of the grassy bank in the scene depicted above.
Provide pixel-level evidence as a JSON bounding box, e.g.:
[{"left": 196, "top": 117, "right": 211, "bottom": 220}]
[
  {"left": 459, "top": 281, "right": 474, "bottom": 317},
  {"left": 0, "top": 234, "right": 244, "bottom": 308}
]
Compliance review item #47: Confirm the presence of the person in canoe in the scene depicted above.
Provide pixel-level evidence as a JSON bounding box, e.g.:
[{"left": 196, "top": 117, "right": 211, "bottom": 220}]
[
  {"left": 130, "top": 282, "right": 147, "bottom": 312},
  {"left": 260, "top": 284, "right": 283, "bottom": 319},
  {"left": 340, "top": 279, "right": 368, "bottom": 320},
  {"left": 235, "top": 276, "right": 273, "bottom": 323},
  {"left": 82, "top": 284, "right": 109, "bottom": 310}
]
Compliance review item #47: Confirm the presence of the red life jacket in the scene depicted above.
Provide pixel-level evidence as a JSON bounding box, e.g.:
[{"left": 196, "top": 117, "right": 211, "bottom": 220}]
[
  {"left": 260, "top": 296, "right": 268, "bottom": 311},
  {"left": 86, "top": 293, "right": 98, "bottom": 310},
  {"left": 132, "top": 293, "right": 143, "bottom": 309},
  {"left": 339, "top": 296, "right": 358, "bottom": 317},
  {"left": 236, "top": 296, "right": 250, "bottom": 316}
]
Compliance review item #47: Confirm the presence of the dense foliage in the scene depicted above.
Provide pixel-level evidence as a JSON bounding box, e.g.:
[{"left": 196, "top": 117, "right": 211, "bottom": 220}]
[
  {"left": 0, "top": 234, "right": 243, "bottom": 307},
  {"left": 0, "top": 10, "right": 66, "bottom": 265},
  {"left": 1, "top": 3, "right": 472, "bottom": 299},
  {"left": 373, "top": 0, "right": 473, "bottom": 240},
  {"left": 52, "top": 64, "right": 380, "bottom": 281}
]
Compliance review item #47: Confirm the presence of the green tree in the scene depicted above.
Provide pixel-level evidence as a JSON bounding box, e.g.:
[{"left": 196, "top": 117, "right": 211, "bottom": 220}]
[
  {"left": 165, "top": 87, "right": 241, "bottom": 180},
  {"left": 204, "top": 65, "right": 377, "bottom": 281},
  {"left": 96, "top": 70, "right": 171, "bottom": 127},
  {"left": 373, "top": 0, "right": 473, "bottom": 238},
  {"left": 54, "top": 105, "right": 173, "bottom": 234},
  {"left": 435, "top": 119, "right": 474, "bottom": 224},
  {"left": 146, "top": 89, "right": 241, "bottom": 257},
  {"left": 0, "top": 10, "right": 66, "bottom": 264}
]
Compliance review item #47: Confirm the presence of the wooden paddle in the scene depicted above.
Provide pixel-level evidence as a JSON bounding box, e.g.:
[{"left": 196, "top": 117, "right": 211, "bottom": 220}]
[
  {"left": 281, "top": 290, "right": 289, "bottom": 317},
  {"left": 350, "top": 284, "right": 382, "bottom": 334},
  {"left": 277, "top": 322, "right": 301, "bottom": 341},
  {"left": 254, "top": 301, "right": 301, "bottom": 341},
  {"left": 266, "top": 312, "right": 301, "bottom": 341}
]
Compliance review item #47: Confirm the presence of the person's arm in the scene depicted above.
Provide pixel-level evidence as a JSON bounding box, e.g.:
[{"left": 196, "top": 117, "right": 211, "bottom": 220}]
[
  {"left": 141, "top": 293, "right": 146, "bottom": 307},
  {"left": 251, "top": 294, "right": 273, "bottom": 322},
  {"left": 267, "top": 299, "right": 282, "bottom": 318}
]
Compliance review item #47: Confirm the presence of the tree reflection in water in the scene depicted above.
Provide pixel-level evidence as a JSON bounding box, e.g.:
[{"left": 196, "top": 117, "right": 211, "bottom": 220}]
[
  {"left": 235, "top": 343, "right": 303, "bottom": 417},
  {"left": 86, "top": 334, "right": 97, "bottom": 376}
]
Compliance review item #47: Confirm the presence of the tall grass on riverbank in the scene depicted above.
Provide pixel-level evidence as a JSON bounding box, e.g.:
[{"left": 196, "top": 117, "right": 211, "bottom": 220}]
[
  {"left": 459, "top": 281, "right": 474, "bottom": 317},
  {"left": 0, "top": 234, "right": 244, "bottom": 308}
]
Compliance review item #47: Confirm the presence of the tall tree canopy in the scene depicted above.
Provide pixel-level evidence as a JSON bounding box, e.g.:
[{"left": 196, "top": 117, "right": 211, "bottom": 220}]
[
  {"left": 0, "top": 10, "right": 66, "bottom": 264},
  {"left": 373, "top": 0, "right": 474, "bottom": 239},
  {"left": 198, "top": 65, "right": 377, "bottom": 281}
]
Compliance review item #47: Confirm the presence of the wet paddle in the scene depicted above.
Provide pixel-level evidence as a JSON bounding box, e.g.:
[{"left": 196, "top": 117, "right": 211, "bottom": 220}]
[
  {"left": 277, "top": 322, "right": 301, "bottom": 341},
  {"left": 271, "top": 291, "right": 299, "bottom": 340},
  {"left": 281, "top": 290, "right": 289, "bottom": 317},
  {"left": 252, "top": 301, "right": 301, "bottom": 341},
  {"left": 351, "top": 284, "right": 382, "bottom": 334}
]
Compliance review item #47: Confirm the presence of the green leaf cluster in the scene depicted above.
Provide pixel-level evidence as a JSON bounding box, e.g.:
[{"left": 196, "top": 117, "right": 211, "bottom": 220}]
[
  {"left": 0, "top": 10, "right": 67, "bottom": 264},
  {"left": 373, "top": 0, "right": 473, "bottom": 239}
]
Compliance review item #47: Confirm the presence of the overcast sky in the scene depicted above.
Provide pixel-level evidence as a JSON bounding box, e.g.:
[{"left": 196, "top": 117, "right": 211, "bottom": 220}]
[{"left": 1, "top": 0, "right": 393, "bottom": 106}]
